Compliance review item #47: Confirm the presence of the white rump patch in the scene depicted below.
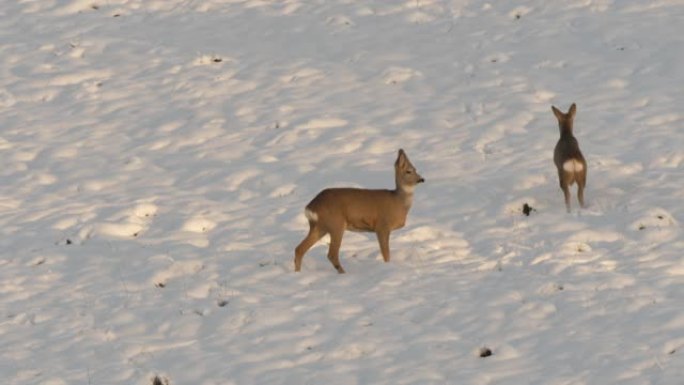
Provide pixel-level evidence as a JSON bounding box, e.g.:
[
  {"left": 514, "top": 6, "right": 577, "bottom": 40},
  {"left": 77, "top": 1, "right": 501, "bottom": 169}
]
[
  {"left": 304, "top": 208, "right": 318, "bottom": 222},
  {"left": 563, "top": 159, "right": 584, "bottom": 172}
]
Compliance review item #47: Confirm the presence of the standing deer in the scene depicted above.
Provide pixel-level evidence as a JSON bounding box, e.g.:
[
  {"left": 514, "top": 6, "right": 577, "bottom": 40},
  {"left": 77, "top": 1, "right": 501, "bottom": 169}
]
[
  {"left": 552, "top": 103, "right": 587, "bottom": 212},
  {"left": 294, "top": 149, "right": 425, "bottom": 273}
]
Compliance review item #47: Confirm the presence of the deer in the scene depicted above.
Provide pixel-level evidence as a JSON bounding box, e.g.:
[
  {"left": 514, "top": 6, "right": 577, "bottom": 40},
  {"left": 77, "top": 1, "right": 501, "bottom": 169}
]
[
  {"left": 552, "top": 103, "right": 587, "bottom": 213},
  {"left": 294, "top": 149, "right": 425, "bottom": 273}
]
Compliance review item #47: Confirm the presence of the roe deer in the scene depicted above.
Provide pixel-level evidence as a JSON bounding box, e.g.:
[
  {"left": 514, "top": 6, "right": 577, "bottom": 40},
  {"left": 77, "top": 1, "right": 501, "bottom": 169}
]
[
  {"left": 552, "top": 103, "right": 587, "bottom": 212},
  {"left": 294, "top": 149, "right": 425, "bottom": 273}
]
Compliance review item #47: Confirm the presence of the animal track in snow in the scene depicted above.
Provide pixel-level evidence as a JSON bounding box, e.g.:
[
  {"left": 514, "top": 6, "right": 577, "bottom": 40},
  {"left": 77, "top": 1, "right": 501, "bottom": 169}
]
[
  {"left": 533, "top": 89, "right": 555, "bottom": 102},
  {"left": 75, "top": 203, "right": 158, "bottom": 240},
  {"left": 644, "top": 113, "right": 680, "bottom": 126},
  {"left": 651, "top": 152, "right": 684, "bottom": 168},
  {"left": 633, "top": 209, "right": 677, "bottom": 231},
  {"left": 382, "top": 66, "right": 423, "bottom": 85},
  {"left": 515, "top": 174, "right": 548, "bottom": 191},
  {"left": 327, "top": 14, "right": 354, "bottom": 27},
  {"left": 518, "top": 301, "right": 557, "bottom": 320},
  {"left": 329, "top": 343, "right": 376, "bottom": 359},
  {"left": 297, "top": 117, "right": 348, "bottom": 130},
  {"left": 152, "top": 260, "right": 205, "bottom": 288},
  {"left": 270, "top": 183, "right": 297, "bottom": 198},
  {"left": 280, "top": 67, "right": 326, "bottom": 86},
  {"left": 509, "top": 6, "right": 532, "bottom": 20},
  {"left": 49, "top": 70, "right": 112, "bottom": 86},
  {"left": 182, "top": 217, "right": 216, "bottom": 233},
  {"left": 564, "top": 241, "right": 592, "bottom": 254},
  {"left": 537, "top": 282, "right": 565, "bottom": 296},
  {"left": 97, "top": 222, "right": 144, "bottom": 239},
  {"left": 133, "top": 203, "right": 158, "bottom": 219},
  {"left": 193, "top": 54, "right": 232, "bottom": 66},
  {"left": 484, "top": 53, "right": 511, "bottom": 64},
  {"left": 535, "top": 60, "right": 566, "bottom": 70},
  {"left": 0, "top": 89, "right": 16, "bottom": 107}
]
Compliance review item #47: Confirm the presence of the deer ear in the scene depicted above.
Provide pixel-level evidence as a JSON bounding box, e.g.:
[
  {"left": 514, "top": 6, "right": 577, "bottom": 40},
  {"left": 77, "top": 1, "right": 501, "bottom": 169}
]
[
  {"left": 568, "top": 103, "right": 577, "bottom": 120},
  {"left": 551, "top": 105, "right": 564, "bottom": 121},
  {"left": 395, "top": 149, "right": 407, "bottom": 168}
]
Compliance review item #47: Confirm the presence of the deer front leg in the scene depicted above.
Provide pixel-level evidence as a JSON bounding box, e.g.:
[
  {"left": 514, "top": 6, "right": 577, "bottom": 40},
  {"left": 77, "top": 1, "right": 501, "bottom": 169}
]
[
  {"left": 376, "top": 229, "right": 391, "bottom": 262},
  {"left": 327, "top": 229, "right": 346, "bottom": 274}
]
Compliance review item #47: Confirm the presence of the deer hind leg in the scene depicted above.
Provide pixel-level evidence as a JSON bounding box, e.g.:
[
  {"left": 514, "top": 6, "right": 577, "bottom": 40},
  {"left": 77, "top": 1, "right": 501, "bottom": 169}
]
[
  {"left": 559, "top": 172, "right": 572, "bottom": 213},
  {"left": 562, "top": 183, "right": 572, "bottom": 213},
  {"left": 294, "top": 222, "right": 325, "bottom": 272},
  {"left": 327, "top": 227, "right": 346, "bottom": 274},
  {"left": 562, "top": 184, "right": 572, "bottom": 213},
  {"left": 577, "top": 171, "right": 587, "bottom": 208},
  {"left": 376, "top": 229, "right": 391, "bottom": 263}
]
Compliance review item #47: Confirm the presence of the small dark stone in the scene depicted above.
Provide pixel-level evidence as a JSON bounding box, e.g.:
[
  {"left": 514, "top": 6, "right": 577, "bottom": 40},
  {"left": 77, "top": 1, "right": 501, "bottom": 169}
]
[
  {"left": 66, "top": 239, "right": 73, "bottom": 245},
  {"left": 155, "top": 282, "right": 166, "bottom": 288},
  {"left": 638, "top": 224, "right": 646, "bottom": 230},
  {"left": 212, "top": 57, "right": 222, "bottom": 63},
  {"left": 479, "top": 347, "right": 493, "bottom": 357},
  {"left": 515, "top": 14, "right": 521, "bottom": 19},
  {"left": 217, "top": 299, "right": 228, "bottom": 307},
  {"left": 522, "top": 203, "right": 535, "bottom": 216},
  {"left": 669, "top": 349, "right": 676, "bottom": 355},
  {"left": 151, "top": 376, "right": 168, "bottom": 385},
  {"left": 657, "top": 215, "right": 664, "bottom": 220}
]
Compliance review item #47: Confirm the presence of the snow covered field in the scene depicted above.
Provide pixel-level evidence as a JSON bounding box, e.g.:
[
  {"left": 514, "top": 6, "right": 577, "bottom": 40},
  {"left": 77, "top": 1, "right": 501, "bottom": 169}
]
[{"left": 1, "top": 0, "right": 684, "bottom": 384}]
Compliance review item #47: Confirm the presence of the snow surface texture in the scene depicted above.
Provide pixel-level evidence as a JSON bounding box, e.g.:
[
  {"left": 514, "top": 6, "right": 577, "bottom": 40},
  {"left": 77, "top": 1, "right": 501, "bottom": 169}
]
[{"left": 1, "top": 1, "right": 684, "bottom": 384}]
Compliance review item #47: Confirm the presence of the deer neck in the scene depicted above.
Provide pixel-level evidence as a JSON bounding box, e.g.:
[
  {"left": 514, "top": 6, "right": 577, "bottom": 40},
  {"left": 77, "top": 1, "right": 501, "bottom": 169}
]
[
  {"left": 559, "top": 122, "right": 574, "bottom": 138},
  {"left": 394, "top": 182, "right": 415, "bottom": 209}
]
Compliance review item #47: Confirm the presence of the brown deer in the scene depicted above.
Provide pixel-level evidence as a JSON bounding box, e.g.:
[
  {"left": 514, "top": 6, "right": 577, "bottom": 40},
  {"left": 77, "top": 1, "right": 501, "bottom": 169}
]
[
  {"left": 552, "top": 103, "right": 587, "bottom": 212},
  {"left": 294, "top": 149, "right": 425, "bottom": 273}
]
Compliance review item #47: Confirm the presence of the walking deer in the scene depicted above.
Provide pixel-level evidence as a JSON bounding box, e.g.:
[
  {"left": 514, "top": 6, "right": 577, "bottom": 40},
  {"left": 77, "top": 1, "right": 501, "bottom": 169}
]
[
  {"left": 294, "top": 149, "right": 425, "bottom": 273},
  {"left": 552, "top": 103, "right": 587, "bottom": 212}
]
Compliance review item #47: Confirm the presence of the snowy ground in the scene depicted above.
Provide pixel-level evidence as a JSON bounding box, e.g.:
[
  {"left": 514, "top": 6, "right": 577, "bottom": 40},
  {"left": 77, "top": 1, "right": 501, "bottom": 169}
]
[{"left": 1, "top": 0, "right": 684, "bottom": 384}]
